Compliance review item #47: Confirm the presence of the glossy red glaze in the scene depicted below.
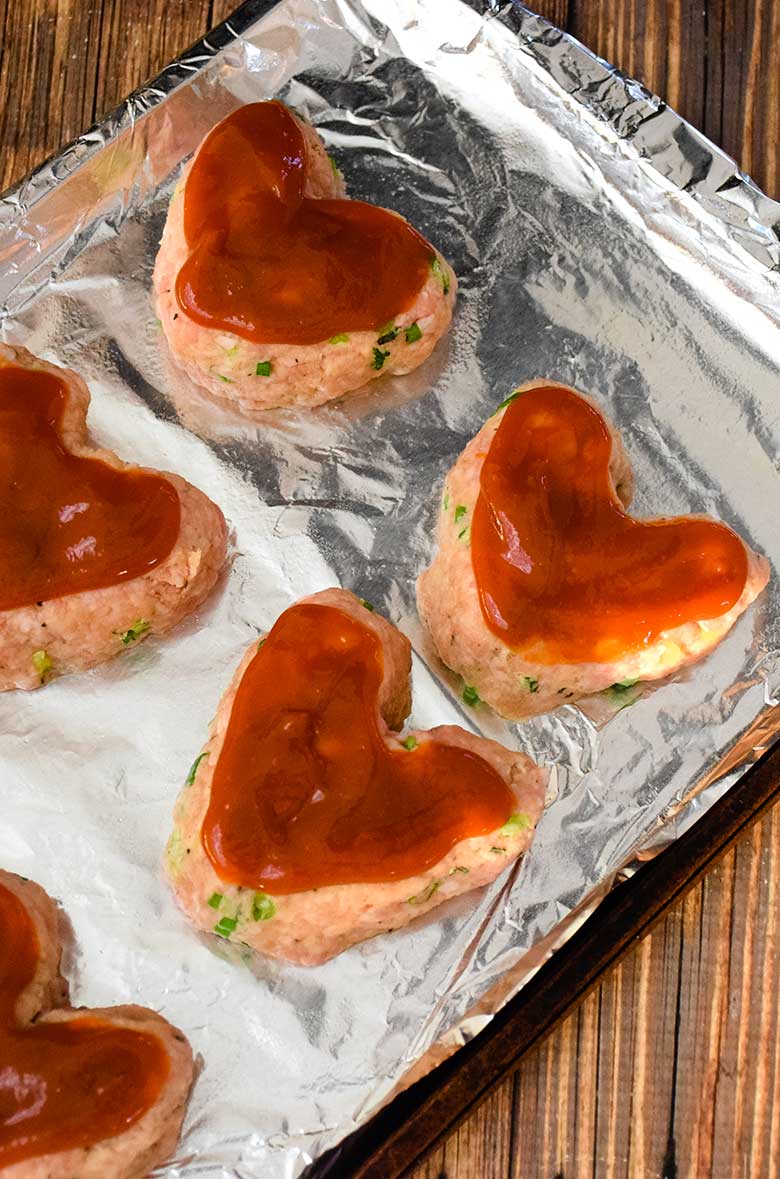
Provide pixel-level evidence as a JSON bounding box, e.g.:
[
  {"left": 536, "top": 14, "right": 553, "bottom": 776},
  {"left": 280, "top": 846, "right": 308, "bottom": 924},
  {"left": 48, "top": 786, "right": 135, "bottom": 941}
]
[
  {"left": 0, "top": 880, "right": 169, "bottom": 1167},
  {"left": 471, "top": 385, "right": 748, "bottom": 665},
  {"left": 0, "top": 365, "right": 180, "bottom": 611},
  {"left": 203, "top": 602, "right": 514, "bottom": 892},
  {"left": 176, "top": 101, "right": 435, "bottom": 345}
]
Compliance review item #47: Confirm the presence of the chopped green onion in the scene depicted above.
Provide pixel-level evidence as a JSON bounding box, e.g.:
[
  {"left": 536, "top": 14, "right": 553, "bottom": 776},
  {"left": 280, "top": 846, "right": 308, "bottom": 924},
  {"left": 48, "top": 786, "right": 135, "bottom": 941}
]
[
  {"left": 359, "top": 598, "right": 375, "bottom": 612},
  {"left": 490, "top": 846, "right": 507, "bottom": 854},
  {"left": 443, "top": 491, "right": 450, "bottom": 510},
  {"left": 402, "top": 735, "right": 418, "bottom": 751},
  {"left": 119, "top": 619, "right": 150, "bottom": 646},
  {"left": 252, "top": 893, "right": 276, "bottom": 921},
  {"left": 611, "top": 677, "right": 639, "bottom": 692},
  {"left": 454, "top": 504, "right": 467, "bottom": 522},
  {"left": 457, "top": 526, "right": 471, "bottom": 542},
  {"left": 404, "top": 322, "right": 422, "bottom": 344},
  {"left": 215, "top": 373, "right": 233, "bottom": 383},
  {"left": 371, "top": 347, "right": 390, "bottom": 371},
  {"left": 462, "top": 684, "right": 480, "bottom": 706},
  {"left": 498, "top": 389, "right": 522, "bottom": 410},
  {"left": 32, "top": 649, "right": 52, "bottom": 681},
  {"left": 329, "top": 333, "right": 349, "bottom": 344},
  {"left": 430, "top": 256, "right": 450, "bottom": 295},
  {"left": 376, "top": 324, "right": 398, "bottom": 345},
  {"left": 500, "top": 812, "right": 531, "bottom": 835},
  {"left": 258, "top": 637, "right": 266, "bottom": 650},
  {"left": 328, "top": 154, "right": 342, "bottom": 179},
  {"left": 408, "top": 880, "right": 439, "bottom": 905},
  {"left": 523, "top": 676, "right": 539, "bottom": 694},
  {"left": 449, "top": 865, "right": 469, "bottom": 875},
  {"left": 207, "top": 892, "right": 223, "bottom": 909},
  {"left": 214, "top": 915, "right": 238, "bottom": 938},
  {"left": 185, "top": 752, "right": 208, "bottom": 786},
  {"left": 255, "top": 361, "right": 272, "bottom": 376}
]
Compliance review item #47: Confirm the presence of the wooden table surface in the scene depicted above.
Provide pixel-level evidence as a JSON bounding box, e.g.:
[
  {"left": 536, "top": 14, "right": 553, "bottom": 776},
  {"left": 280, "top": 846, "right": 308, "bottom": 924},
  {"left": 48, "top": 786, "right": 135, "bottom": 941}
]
[{"left": 2, "top": 2, "right": 778, "bottom": 1177}]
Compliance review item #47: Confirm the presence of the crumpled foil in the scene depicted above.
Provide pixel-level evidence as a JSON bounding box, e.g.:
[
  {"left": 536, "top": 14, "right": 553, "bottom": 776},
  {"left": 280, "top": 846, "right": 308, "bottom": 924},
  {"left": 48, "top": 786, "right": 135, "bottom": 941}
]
[{"left": 1, "top": 1, "right": 779, "bottom": 1175}]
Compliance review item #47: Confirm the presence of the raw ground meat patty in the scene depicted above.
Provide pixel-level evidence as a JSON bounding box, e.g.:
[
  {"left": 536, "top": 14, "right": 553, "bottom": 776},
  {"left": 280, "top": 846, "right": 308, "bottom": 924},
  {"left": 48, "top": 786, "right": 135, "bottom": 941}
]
[
  {"left": 166, "top": 589, "right": 547, "bottom": 966},
  {"left": 153, "top": 103, "right": 456, "bottom": 414},
  {"left": 0, "top": 345, "right": 228, "bottom": 690},
  {"left": 0, "top": 869, "right": 194, "bottom": 1179},
  {"left": 418, "top": 379, "right": 770, "bottom": 721}
]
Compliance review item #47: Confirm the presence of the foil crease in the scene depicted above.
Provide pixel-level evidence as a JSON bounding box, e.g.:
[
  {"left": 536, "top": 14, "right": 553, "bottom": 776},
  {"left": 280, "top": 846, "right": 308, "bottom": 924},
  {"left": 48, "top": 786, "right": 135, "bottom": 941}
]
[{"left": 0, "top": 1, "right": 779, "bottom": 1175}]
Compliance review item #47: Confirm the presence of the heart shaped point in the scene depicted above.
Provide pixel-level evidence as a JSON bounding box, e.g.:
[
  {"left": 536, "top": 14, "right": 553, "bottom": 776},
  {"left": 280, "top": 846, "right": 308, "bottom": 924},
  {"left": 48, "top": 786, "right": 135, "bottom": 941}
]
[
  {"left": 175, "top": 101, "right": 436, "bottom": 345},
  {"left": 202, "top": 601, "right": 516, "bottom": 893},
  {"left": 472, "top": 385, "right": 749, "bottom": 665},
  {"left": 0, "top": 365, "right": 180, "bottom": 612},
  {"left": 0, "top": 878, "right": 171, "bottom": 1168}
]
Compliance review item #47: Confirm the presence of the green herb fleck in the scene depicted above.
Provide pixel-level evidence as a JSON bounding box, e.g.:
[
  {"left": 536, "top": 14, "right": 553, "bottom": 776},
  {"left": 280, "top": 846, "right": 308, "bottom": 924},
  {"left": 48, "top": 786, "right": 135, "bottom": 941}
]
[
  {"left": 329, "top": 333, "right": 350, "bottom": 344},
  {"left": 523, "top": 676, "right": 539, "bottom": 694},
  {"left": 457, "top": 526, "right": 471, "bottom": 543},
  {"left": 252, "top": 893, "right": 276, "bottom": 921},
  {"left": 328, "top": 153, "right": 342, "bottom": 179},
  {"left": 32, "top": 649, "right": 52, "bottom": 682},
  {"left": 376, "top": 323, "right": 398, "bottom": 345},
  {"left": 500, "top": 812, "right": 531, "bottom": 836},
  {"left": 430, "top": 256, "right": 450, "bottom": 295},
  {"left": 490, "top": 846, "right": 507, "bottom": 854},
  {"left": 215, "top": 373, "right": 233, "bottom": 383},
  {"left": 498, "top": 389, "right": 522, "bottom": 410},
  {"left": 258, "top": 637, "right": 266, "bottom": 650},
  {"left": 371, "top": 347, "right": 390, "bottom": 371},
  {"left": 404, "top": 322, "right": 423, "bottom": 344},
  {"left": 255, "top": 361, "right": 272, "bottom": 377},
  {"left": 462, "top": 684, "right": 480, "bottom": 707},
  {"left": 454, "top": 504, "right": 467, "bottom": 523},
  {"left": 449, "top": 865, "right": 469, "bottom": 875},
  {"left": 118, "top": 619, "right": 150, "bottom": 646},
  {"left": 214, "top": 915, "right": 238, "bottom": 938},
  {"left": 402, "top": 735, "right": 418, "bottom": 751},
  {"left": 610, "top": 677, "right": 639, "bottom": 692},
  {"left": 185, "top": 752, "right": 208, "bottom": 786},
  {"left": 359, "top": 598, "right": 375, "bottom": 612},
  {"left": 443, "top": 491, "right": 450, "bottom": 511},
  {"left": 408, "top": 880, "right": 440, "bottom": 905},
  {"left": 207, "top": 892, "right": 223, "bottom": 909}
]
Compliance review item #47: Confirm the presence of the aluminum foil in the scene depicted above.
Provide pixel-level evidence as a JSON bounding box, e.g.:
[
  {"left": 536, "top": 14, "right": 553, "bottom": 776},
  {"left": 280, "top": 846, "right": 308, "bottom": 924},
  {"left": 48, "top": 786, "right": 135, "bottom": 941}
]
[{"left": 1, "top": 1, "right": 779, "bottom": 1174}]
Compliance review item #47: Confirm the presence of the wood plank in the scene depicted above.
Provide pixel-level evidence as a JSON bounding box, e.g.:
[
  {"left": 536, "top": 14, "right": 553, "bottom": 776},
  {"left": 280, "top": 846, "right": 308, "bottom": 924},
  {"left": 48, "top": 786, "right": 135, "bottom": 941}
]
[{"left": 0, "top": 3, "right": 778, "bottom": 1179}]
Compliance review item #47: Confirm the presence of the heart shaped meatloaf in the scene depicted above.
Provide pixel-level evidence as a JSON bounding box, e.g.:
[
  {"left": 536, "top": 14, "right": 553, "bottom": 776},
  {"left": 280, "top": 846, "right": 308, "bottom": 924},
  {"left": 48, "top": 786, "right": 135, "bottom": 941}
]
[
  {"left": 418, "top": 380, "right": 769, "bottom": 719},
  {"left": 153, "top": 100, "right": 456, "bottom": 414},
  {"left": 166, "top": 589, "right": 546, "bottom": 965},
  {"left": 0, "top": 345, "right": 228, "bottom": 689},
  {"left": 0, "top": 870, "right": 193, "bottom": 1179}
]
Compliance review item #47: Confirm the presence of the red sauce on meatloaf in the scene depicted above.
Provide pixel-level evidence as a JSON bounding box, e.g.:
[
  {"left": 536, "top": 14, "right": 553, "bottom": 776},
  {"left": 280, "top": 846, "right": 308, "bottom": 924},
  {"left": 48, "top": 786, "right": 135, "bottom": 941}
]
[
  {"left": 175, "top": 101, "right": 435, "bottom": 345},
  {"left": 202, "top": 602, "right": 514, "bottom": 892},
  {"left": 0, "top": 880, "right": 170, "bottom": 1167},
  {"left": 0, "top": 365, "right": 180, "bottom": 610},
  {"left": 471, "top": 385, "right": 748, "bottom": 665}
]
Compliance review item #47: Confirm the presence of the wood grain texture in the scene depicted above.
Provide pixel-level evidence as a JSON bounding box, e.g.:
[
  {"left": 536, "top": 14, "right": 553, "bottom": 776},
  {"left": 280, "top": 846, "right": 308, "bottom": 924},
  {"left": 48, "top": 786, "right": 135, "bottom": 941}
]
[{"left": 0, "top": 2, "right": 777, "bottom": 1178}]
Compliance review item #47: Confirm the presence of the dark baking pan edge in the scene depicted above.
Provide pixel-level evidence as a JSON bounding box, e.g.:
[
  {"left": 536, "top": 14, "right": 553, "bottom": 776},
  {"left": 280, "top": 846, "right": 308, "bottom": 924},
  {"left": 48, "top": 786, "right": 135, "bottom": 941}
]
[{"left": 307, "top": 738, "right": 780, "bottom": 1179}]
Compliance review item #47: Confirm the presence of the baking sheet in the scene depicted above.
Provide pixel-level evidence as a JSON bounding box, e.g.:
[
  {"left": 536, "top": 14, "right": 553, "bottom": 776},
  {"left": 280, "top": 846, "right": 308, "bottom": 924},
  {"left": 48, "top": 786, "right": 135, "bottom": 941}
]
[{"left": 1, "top": 1, "right": 779, "bottom": 1175}]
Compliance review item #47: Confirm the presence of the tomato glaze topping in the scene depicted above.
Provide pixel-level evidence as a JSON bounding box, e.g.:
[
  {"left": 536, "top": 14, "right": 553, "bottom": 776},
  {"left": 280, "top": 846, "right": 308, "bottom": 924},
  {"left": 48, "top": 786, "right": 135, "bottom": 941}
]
[
  {"left": 471, "top": 385, "right": 748, "bottom": 664},
  {"left": 176, "top": 101, "right": 435, "bottom": 345},
  {"left": 0, "top": 880, "right": 169, "bottom": 1167},
  {"left": 203, "top": 602, "right": 515, "bottom": 892},
  {"left": 0, "top": 365, "right": 180, "bottom": 611}
]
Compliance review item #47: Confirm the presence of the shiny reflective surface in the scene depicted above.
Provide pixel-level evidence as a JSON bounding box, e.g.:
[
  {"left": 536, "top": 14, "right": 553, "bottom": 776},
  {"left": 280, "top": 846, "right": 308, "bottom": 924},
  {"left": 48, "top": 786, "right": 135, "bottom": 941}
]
[
  {"left": 0, "top": 881, "right": 169, "bottom": 1167},
  {"left": 176, "top": 101, "right": 434, "bottom": 345},
  {"left": 203, "top": 602, "right": 514, "bottom": 891},
  {"left": 472, "top": 386, "right": 749, "bottom": 664},
  {"left": 0, "top": 366, "right": 180, "bottom": 610}
]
